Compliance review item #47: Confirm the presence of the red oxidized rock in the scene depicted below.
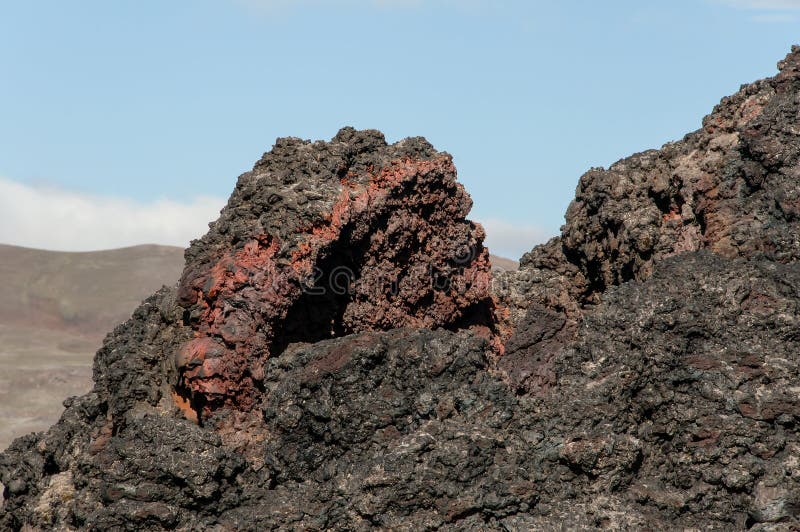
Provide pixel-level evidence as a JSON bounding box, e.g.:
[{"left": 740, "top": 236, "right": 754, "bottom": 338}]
[{"left": 173, "top": 129, "right": 500, "bottom": 419}]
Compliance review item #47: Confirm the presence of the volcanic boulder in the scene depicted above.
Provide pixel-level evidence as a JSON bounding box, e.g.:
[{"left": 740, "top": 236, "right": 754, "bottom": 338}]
[{"left": 172, "top": 128, "right": 496, "bottom": 419}]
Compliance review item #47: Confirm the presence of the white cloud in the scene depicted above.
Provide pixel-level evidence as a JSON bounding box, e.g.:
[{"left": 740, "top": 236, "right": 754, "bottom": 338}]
[
  {"left": 751, "top": 11, "right": 798, "bottom": 20},
  {"left": 711, "top": 0, "right": 800, "bottom": 21},
  {"left": 477, "top": 218, "right": 552, "bottom": 260},
  {"left": 0, "top": 177, "right": 225, "bottom": 252},
  {"left": 233, "top": 0, "right": 424, "bottom": 12},
  {"left": 713, "top": 0, "right": 800, "bottom": 9},
  {"left": 232, "top": 0, "right": 486, "bottom": 13},
  {"left": 0, "top": 176, "right": 550, "bottom": 259}
]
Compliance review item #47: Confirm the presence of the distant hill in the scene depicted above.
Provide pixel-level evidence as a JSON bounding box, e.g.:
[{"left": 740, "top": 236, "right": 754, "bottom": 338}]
[
  {"left": 0, "top": 244, "right": 186, "bottom": 340},
  {"left": 0, "top": 243, "right": 515, "bottom": 450},
  {"left": 490, "top": 255, "right": 518, "bottom": 271},
  {"left": 0, "top": 244, "right": 185, "bottom": 450}
]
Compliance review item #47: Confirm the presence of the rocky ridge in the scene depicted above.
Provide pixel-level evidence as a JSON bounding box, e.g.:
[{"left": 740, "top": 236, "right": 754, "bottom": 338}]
[{"left": 2, "top": 46, "right": 800, "bottom": 530}]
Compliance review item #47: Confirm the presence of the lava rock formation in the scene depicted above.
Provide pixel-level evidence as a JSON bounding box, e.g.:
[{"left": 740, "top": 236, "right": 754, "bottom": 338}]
[{"left": 3, "top": 47, "right": 800, "bottom": 530}]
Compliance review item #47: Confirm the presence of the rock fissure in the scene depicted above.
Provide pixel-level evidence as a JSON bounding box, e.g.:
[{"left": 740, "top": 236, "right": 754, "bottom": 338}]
[{"left": 174, "top": 141, "right": 497, "bottom": 421}]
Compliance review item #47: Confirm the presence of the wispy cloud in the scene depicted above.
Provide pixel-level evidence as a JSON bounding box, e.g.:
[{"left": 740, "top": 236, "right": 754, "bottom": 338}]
[
  {"left": 0, "top": 177, "right": 225, "bottom": 252},
  {"left": 0, "top": 176, "right": 548, "bottom": 258},
  {"left": 751, "top": 11, "right": 798, "bottom": 20},
  {"left": 233, "top": 0, "right": 424, "bottom": 12},
  {"left": 711, "top": 0, "right": 800, "bottom": 21},
  {"left": 714, "top": 0, "right": 800, "bottom": 7},
  {"left": 232, "top": 0, "right": 483, "bottom": 14},
  {"left": 477, "top": 218, "right": 551, "bottom": 260}
]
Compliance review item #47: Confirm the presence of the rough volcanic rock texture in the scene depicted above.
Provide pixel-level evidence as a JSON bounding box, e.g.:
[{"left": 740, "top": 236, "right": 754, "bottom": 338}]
[
  {"left": 5, "top": 47, "right": 800, "bottom": 531},
  {"left": 524, "top": 251, "right": 800, "bottom": 529},
  {"left": 495, "top": 45, "right": 800, "bottom": 392},
  {"left": 5, "top": 254, "right": 800, "bottom": 530},
  {"left": 173, "top": 127, "right": 494, "bottom": 417},
  {"left": 495, "top": 45, "right": 800, "bottom": 313},
  {"left": 560, "top": 49, "right": 800, "bottom": 294}
]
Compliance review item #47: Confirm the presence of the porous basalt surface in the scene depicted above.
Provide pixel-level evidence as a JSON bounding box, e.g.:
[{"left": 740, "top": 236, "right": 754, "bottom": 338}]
[
  {"left": 173, "top": 127, "right": 495, "bottom": 418},
  {"left": 495, "top": 44, "right": 800, "bottom": 393},
  {"left": 4, "top": 47, "right": 800, "bottom": 531}
]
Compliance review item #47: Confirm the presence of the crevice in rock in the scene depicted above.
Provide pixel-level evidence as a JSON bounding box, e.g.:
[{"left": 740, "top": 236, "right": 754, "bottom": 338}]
[
  {"left": 171, "top": 145, "right": 497, "bottom": 420},
  {"left": 269, "top": 227, "right": 367, "bottom": 356}
]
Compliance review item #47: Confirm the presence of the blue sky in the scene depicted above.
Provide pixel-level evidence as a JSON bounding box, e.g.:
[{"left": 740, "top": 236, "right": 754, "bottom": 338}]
[{"left": 0, "top": 0, "right": 798, "bottom": 257}]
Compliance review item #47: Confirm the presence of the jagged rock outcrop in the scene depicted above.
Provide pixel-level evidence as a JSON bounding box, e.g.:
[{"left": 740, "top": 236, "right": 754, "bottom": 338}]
[
  {"left": 496, "top": 45, "right": 800, "bottom": 393},
  {"left": 3, "top": 47, "right": 800, "bottom": 531},
  {"left": 174, "top": 128, "right": 495, "bottom": 419}
]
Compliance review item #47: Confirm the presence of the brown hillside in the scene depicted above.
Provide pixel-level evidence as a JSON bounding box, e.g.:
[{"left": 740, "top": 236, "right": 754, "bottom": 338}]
[
  {"left": 0, "top": 244, "right": 185, "bottom": 339},
  {"left": 0, "top": 244, "right": 184, "bottom": 450}
]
